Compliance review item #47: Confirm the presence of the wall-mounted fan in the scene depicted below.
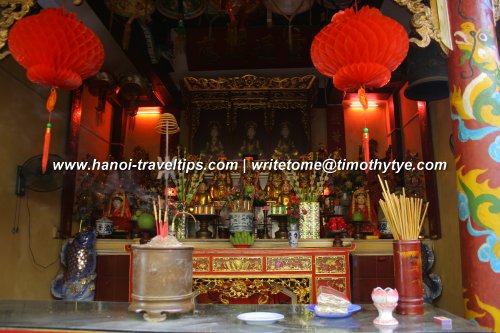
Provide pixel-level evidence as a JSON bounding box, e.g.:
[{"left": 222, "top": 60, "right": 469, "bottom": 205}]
[{"left": 15, "top": 154, "right": 65, "bottom": 196}]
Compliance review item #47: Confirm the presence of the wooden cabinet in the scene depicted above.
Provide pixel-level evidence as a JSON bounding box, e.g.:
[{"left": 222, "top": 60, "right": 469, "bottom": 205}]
[
  {"left": 94, "top": 255, "right": 130, "bottom": 302},
  {"left": 351, "top": 255, "right": 395, "bottom": 303}
]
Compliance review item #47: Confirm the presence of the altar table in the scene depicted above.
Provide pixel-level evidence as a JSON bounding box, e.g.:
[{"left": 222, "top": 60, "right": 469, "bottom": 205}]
[
  {"left": 0, "top": 300, "right": 489, "bottom": 332},
  {"left": 191, "top": 245, "right": 354, "bottom": 304}
]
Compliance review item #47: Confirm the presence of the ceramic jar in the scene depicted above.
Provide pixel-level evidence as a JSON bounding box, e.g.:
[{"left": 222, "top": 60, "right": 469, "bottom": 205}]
[
  {"left": 229, "top": 212, "right": 254, "bottom": 233},
  {"left": 95, "top": 217, "right": 113, "bottom": 237}
]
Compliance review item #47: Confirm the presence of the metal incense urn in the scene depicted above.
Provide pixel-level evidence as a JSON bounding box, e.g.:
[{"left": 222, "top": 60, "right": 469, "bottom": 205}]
[{"left": 128, "top": 241, "right": 195, "bottom": 322}]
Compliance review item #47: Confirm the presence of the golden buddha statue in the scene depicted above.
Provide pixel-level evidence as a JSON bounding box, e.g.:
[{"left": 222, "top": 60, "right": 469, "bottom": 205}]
[
  {"left": 193, "top": 182, "right": 212, "bottom": 206},
  {"left": 210, "top": 170, "right": 232, "bottom": 202},
  {"left": 265, "top": 171, "right": 284, "bottom": 203},
  {"left": 278, "top": 180, "right": 293, "bottom": 206}
]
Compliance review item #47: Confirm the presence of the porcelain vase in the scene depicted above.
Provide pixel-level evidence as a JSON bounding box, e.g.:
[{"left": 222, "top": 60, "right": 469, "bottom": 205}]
[
  {"left": 288, "top": 223, "right": 299, "bottom": 248},
  {"left": 299, "top": 202, "right": 320, "bottom": 239},
  {"left": 372, "top": 287, "right": 399, "bottom": 326}
]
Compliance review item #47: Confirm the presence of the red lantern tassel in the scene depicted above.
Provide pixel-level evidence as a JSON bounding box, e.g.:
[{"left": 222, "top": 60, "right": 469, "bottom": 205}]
[
  {"left": 42, "top": 88, "right": 57, "bottom": 174},
  {"left": 42, "top": 123, "right": 52, "bottom": 174}
]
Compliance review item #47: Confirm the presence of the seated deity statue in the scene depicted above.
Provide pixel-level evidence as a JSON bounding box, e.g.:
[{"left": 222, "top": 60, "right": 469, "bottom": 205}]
[
  {"left": 193, "top": 182, "right": 212, "bottom": 206},
  {"left": 104, "top": 191, "right": 132, "bottom": 232},
  {"left": 278, "top": 180, "right": 293, "bottom": 206},
  {"left": 201, "top": 122, "right": 224, "bottom": 160},
  {"left": 210, "top": 170, "right": 232, "bottom": 202},
  {"left": 238, "top": 121, "right": 263, "bottom": 159},
  {"left": 265, "top": 171, "right": 284, "bottom": 203},
  {"left": 273, "top": 122, "right": 298, "bottom": 158},
  {"left": 349, "top": 187, "right": 378, "bottom": 233}
]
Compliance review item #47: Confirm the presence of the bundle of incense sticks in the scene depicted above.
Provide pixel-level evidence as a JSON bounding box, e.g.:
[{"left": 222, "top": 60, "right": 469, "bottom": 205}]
[
  {"left": 152, "top": 196, "right": 169, "bottom": 239},
  {"left": 377, "top": 175, "right": 429, "bottom": 240}
]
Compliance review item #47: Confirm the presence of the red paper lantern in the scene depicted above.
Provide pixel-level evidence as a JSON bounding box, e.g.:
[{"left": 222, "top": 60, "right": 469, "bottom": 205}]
[
  {"left": 8, "top": 8, "right": 104, "bottom": 90},
  {"left": 310, "top": 6, "right": 408, "bottom": 92},
  {"left": 311, "top": 7, "right": 408, "bottom": 169},
  {"left": 8, "top": 8, "right": 104, "bottom": 173}
]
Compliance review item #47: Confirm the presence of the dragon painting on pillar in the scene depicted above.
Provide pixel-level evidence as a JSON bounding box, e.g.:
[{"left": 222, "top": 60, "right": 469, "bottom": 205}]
[{"left": 448, "top": 0, "right": 500, "bottom": 330}]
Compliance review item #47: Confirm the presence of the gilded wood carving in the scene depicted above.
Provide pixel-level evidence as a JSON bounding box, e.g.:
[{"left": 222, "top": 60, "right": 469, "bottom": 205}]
[{"left": 315, "top": 255, "right": 346, "bottom": 274}]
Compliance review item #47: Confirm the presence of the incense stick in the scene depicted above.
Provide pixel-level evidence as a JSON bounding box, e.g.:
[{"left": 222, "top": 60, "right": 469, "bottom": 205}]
[
  {"left": 377, "top": 175, "right": 428, "bottom": 240},
  {"left": 152, "top": 197, "right": 170, "bottom": 239}
]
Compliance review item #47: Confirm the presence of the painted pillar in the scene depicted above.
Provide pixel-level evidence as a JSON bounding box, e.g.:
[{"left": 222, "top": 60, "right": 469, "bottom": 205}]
[{"left": 447, "top": 0, "right": 500, "bottom": 331}]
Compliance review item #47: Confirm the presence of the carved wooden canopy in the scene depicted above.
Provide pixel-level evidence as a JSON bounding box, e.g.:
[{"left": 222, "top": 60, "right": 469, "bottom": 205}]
[{"left": 181, "top": 74, "right": 318, "bottom": 144}]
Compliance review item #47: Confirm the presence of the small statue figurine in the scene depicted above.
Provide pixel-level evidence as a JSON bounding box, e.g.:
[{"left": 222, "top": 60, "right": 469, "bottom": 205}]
[
  {"left": 278, "top": 180, "right": 293, "bottom": 206},
  {"left": 210, "top": 168, "right": 232, "bottom": 203},
  {"left": 322, "top": 196, "right": 334, "bottom": 214},
  {"left": 105, "top": 191, "right": 132, "bottom": 232},
  {"left": 265, "top": 171, "right": 284, "bottom": 203},
  {"left": 239, "top": 121, "right": 263, "bottom": 159},
  {"left": 193, "top": 182, "right": 212, "bottom": 206},
  {"left": 349, "top": 188, "right": 378, "bottom": 233},
  {"left": 240, "top": 166, "right": 260, "bottom": 196}
]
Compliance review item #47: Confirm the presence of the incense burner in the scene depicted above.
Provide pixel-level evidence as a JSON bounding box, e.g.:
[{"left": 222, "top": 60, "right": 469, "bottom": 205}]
[{"left": 128, "top": 241, "right": 195, "bottom": 321}]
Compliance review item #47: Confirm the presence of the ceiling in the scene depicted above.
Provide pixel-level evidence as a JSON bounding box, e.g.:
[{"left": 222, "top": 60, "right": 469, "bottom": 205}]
[{"left": 40, "top": 0, "right": 413, "bottom": 106}]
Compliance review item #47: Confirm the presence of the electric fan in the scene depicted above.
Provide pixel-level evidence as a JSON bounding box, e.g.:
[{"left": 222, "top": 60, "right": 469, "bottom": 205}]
[{"left": 15, "top": 154, "right": 65, "bottom": 196}]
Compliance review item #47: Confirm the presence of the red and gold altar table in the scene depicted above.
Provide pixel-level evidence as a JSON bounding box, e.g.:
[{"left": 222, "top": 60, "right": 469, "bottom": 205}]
[{"left": 191, "top": 245, "right": 355, "bottom": 304}]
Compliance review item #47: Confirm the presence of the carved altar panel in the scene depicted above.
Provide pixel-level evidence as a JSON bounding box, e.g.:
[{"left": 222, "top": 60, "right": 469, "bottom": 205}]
[
  {"left": 315, "top": 255, "right": 346, "bottom": 274},
  {"left": 266, "top": 256, "right": 312, "bottom": 272},
  {"left": 193, "top": 276, "right": 312, "bottom": 304},
  {"left": 193, "top": 257, "right": 210, "bottom": 272},
  {"left": 212, "top": 257, "right": 263, "bottom": 272},
  {"left": 316, "top": 277, "right": 347, "bottom": 293}
]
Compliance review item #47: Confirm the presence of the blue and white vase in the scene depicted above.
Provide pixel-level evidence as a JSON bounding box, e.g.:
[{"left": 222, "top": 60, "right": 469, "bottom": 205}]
[{"left": 288, "top": 223, "right": 299, "bottom": 248}]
